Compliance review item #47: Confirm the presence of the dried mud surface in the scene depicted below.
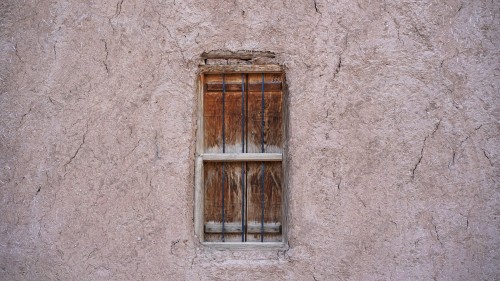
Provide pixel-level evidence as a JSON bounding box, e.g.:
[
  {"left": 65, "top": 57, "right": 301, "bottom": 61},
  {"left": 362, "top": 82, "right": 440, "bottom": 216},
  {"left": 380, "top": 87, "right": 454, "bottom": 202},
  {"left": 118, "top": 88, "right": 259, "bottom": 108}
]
[{"left": 0, "top": 0, "right": 499, "bottom": 280}]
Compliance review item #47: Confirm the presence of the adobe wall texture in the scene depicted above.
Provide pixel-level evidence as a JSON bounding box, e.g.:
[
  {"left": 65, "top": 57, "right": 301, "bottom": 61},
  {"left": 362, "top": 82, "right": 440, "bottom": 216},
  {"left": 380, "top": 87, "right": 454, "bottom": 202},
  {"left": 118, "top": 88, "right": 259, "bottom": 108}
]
[{"left": 0, "top": 0, "right": 498, "bottom": 280}]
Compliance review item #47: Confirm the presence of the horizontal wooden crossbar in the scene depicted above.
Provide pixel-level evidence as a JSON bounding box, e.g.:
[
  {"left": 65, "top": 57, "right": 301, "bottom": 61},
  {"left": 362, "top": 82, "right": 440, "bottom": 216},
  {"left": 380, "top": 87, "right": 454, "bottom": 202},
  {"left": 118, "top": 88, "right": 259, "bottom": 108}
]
[
  {"left": 201, "top": 153, "right": 282, "bottom": 162},
  {"left": 205, "top": 222, "right": 281, "bottom": 234},
  {"left": 206, "top": 82, "right": 282, "bottom": 92}
]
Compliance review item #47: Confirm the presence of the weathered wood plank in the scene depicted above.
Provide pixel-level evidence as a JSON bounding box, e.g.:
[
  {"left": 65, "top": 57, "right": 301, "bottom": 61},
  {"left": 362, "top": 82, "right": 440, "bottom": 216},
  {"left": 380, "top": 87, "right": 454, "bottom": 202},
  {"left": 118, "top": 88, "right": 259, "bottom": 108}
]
[
  {"left": 199, "top": 65, "right": 283, "bottom": 74},
  {"left": 281, "top": 74, "right": 289, "bottom": 246},
  {"left": 206, "top": 82, "right": 282, "bottom": 92},
  {"left": 245, "top": 162, "right": 282, "bottom": 242},
  {"left": 204, "top": 74, "right": 245, "bottom": 154},
  {"left": 204, "top": 162, "right": 244, "bottom": 231},
  {"left": 194, "top": 157, "right": 204, "bottom": 241},
  {"left": 205, "top": 222, "right": 281, "bottom": 234},
  {"left": 195, "top": 75, "right": 205, "bottom": 242},
  {"left": 200, "top": 50, "right": 276, "bottom": 60}
]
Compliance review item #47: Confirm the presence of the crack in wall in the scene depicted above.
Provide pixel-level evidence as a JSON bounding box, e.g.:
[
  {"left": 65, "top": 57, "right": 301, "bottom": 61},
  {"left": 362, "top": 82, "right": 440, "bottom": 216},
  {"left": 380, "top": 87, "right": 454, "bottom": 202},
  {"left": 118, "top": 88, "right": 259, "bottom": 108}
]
[
  {"left": 459, "top": 212, "right": 470, "bottom": 231},
  {"left": 170, "top": 239, "right": 180, "bottom": 254},
  {"left": 102, "top": 40, "right": 110, "bottom": 74},
  {"left": 431, "top": 220, "right": 443, "bottom": 247},
  {"left": 155, "top": 11, "right": 187, "bottom": 64},
  {"left": 53, "top": 42, "right": 57, "bottom": 60},
  {"left": 20, "top": 105, "right": 32, "bottom": 124},
  {"left": 115, "top": 0, "right": 124, "bottom": 17},
  {"left": 460, "top": 124, "right": 483, "bottom": 147},
  {"left": 107, "top": 0, "right": 125, "bottom": 30},
  {"left": 447, "top": 124, "right": 488, "bottom": 169},
  {"left": 124, "top": 140, "right": 141, "bottom": 160},
  {"left": 64, "top": 122, "right": 89, "bottom": 168},
  {"left": 355, "top": 193, "right": 366, "bottom": 208},
  {"left": 333, "top": 56, "right": 342, "bottom": 78},
  {"left": 448, "top": 149, "right": 456, "bottom": 169},
  {"left": 313, "top": 0, "right": 320, "bottom": 13},
  {"left": 154, "top": 131, "right": 160, "bottom": 160},
  {"left": 411, "top": 120, "right": 441, "bottom": 179},
  {"left": 13, "top": 43, "right": 24, "bottom": 63},
  {"left": 482, "top": 149, "right": 493, "bottom": 166}
]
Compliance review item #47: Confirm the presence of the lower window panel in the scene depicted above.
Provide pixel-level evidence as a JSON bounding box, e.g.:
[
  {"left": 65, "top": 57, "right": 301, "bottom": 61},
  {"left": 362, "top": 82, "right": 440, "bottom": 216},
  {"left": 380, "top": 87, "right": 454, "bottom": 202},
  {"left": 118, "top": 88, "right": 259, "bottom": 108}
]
[{"left": 203, "top": 161, "right": 283, "bottom": 242}]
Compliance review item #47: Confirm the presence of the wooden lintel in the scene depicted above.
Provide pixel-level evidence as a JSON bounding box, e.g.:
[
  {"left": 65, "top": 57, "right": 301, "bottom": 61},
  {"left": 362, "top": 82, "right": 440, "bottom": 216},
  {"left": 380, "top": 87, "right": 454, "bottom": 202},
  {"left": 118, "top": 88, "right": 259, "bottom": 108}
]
[
  {"left": 199, "top": 65, "right": 283, "bottom": 74},
  {"left": 206, "top": 82, "right": 282, "bottom": 92},
  {"left": 201, "top": 50, "right": 276, "bottom": 60},
  {"left": 202, "top": 153, "right": 282, "bottom": 162}
]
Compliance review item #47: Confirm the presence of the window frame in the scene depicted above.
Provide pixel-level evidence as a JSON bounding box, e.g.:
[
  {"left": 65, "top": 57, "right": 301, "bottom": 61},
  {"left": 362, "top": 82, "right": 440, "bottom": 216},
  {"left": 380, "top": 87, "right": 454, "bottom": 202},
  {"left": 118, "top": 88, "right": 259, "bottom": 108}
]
[{"left": 194, "top": 64, "right": 288, "bottom": 250}]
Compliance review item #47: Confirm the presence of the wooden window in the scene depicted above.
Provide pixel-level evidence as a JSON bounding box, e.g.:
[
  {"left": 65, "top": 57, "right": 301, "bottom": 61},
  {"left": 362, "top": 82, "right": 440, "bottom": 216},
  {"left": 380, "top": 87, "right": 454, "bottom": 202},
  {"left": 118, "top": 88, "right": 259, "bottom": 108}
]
[{"left": 195, "top": 65, "right": 287, "bottom": 248}]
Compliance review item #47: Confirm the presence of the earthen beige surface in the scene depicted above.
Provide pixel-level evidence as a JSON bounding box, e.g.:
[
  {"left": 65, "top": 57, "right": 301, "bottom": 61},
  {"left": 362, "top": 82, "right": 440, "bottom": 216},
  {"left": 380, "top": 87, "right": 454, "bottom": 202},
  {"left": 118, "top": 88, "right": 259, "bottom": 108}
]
[{"left": 0, "top": 0, "right": 499, "bottom": 280}]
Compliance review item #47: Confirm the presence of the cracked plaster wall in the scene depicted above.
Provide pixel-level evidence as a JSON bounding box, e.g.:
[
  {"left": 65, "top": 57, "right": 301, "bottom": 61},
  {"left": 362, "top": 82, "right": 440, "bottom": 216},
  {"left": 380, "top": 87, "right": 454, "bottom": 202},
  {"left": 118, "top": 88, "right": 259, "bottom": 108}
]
[{"left": 0, "top": 0, "right": 499, "bottom": 280}]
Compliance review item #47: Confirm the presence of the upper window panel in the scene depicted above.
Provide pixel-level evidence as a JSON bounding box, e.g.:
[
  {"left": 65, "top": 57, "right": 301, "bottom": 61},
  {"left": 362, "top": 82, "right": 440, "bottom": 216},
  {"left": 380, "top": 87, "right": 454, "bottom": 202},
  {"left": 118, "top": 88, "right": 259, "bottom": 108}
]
[{"left": 203, "top": 73, "right": 284, "bottom": 154}]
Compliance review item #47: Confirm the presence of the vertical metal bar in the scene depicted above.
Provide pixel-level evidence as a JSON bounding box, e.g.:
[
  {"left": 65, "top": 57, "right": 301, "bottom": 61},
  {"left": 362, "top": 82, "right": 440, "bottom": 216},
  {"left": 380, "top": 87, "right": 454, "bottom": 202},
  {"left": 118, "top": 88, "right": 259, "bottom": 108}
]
[
  {"left": 261, "top": 73, "right": 265, "bottom": 154},
  {"left": 260, "top": 73, "right": 265, "bottom": 242},
  {"left": 221, "top": 163, "right": 225, "bottom": 242},
  {"left": 241, "top": 74, "right": 245, "bottom": 242},
  {"left": 221, "top": 74, "right": 226, "bottom": 242},
  {"left": 244, "top": 74, "right": 249, "bottom": 241},
  {"left": 241, "top": 74, "right": 245, "bottom": 153},
  {"left": 260, "top": 162, "right": 264, "bottom": 242},
  {"left": 245, "top": 74, "right": 249, "bottom": 153},
  {"left": 222, "top": 74, "right": 226, "bottom": 154}
]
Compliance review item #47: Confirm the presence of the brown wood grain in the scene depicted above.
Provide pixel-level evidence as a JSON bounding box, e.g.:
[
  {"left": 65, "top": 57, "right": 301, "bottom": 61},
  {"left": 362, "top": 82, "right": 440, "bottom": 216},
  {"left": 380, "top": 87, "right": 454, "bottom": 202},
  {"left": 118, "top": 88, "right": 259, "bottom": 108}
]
[
  {"left": 204, "top": 73, "right": 283, "bottom": 154},
  {"left": 206, "top": 82, "right": 282, "bottom": 92},
  {"left": 203, "top": 162, "right": 282, "bottom": 242}
]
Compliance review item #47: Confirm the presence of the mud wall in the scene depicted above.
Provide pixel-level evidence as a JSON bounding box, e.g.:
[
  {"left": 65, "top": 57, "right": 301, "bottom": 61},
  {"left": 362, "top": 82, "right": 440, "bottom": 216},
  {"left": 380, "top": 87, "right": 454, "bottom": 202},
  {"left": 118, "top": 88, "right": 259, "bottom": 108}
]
[{"left": 0, "top": 0, "right": 498, "bottom": 280}]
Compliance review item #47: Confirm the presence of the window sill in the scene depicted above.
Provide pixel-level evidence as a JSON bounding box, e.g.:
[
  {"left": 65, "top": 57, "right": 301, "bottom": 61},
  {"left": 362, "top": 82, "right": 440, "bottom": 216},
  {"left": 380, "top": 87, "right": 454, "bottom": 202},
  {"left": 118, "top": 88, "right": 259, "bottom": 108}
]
[{"left": 201, "top": 242, "right": 288, "bottom": 251}]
